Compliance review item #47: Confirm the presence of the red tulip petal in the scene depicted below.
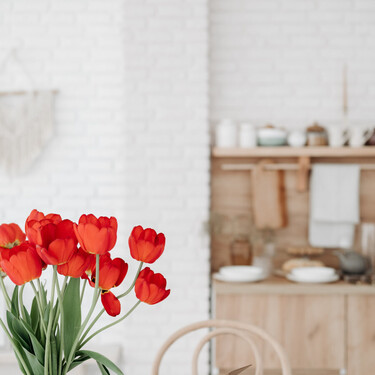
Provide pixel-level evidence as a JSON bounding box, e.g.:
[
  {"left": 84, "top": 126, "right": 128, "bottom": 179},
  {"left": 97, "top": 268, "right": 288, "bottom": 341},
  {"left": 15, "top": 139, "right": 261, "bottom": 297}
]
[
  {"left": 130, "top": 226, "right": 143, "bottom": 241},
  {"left": 143, "top": 228, "right": 156, "bottom": 242},
  {"left": 101, "top": 291, "right": 121, "bottom": 317},
  {"left": 135, "top": 278, "right": 150, "bottom": 302},
  {"left": 56, "top": 220, "right": 75, "bottom": 240},
  {"left": 112, "top": 258, "right": 128, "bottom": 287}
]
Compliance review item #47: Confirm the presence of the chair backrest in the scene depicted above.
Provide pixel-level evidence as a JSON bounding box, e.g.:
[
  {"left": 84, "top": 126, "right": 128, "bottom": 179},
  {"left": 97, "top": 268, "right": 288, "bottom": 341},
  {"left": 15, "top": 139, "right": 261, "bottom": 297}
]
[{"left": 151, "top": 319, "right": 292, "bottom": 375}]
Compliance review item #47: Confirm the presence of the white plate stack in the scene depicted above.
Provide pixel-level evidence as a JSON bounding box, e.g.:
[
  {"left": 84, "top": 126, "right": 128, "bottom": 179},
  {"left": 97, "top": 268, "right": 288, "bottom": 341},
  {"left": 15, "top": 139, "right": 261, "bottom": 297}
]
[
  {"left": 286, "top": 267, "right": 339, "bottom": 284},
  {"left": 213, "top": 266, "right": 266, "bottom": 283}
]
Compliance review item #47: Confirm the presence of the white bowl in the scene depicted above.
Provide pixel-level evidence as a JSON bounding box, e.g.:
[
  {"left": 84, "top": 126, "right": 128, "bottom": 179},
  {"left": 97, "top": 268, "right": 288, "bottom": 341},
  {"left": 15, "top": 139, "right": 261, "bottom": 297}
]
[
  {"left": 291, "top": 267, "right": 336, "bottom": 281},
  {"left": 219, "top": 266, "right": 263, "bottom": 279}
]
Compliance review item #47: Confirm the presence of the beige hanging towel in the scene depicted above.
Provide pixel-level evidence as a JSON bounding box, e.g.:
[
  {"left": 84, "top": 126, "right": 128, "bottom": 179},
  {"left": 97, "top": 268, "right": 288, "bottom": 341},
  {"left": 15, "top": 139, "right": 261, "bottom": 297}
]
[{"left": 252, "top": 159, "right": 287, "bottom": 229}]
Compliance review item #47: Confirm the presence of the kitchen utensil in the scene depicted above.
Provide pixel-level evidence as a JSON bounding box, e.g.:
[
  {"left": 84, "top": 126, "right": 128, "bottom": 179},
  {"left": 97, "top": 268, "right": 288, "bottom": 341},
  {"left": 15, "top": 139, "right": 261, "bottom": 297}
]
[
  {"left": 365, "top": 128, "right": 375, "bottom": 145},
  {"left": 215, "top": 119, "right": 237, "bottom": 147},
  {"left": 334, "top": 249, "right": 369, "bottom": 275},
  {"left": 230, "top": 238, "right": 252, "bottom": 265},
  {"left": 348, "top": 126, "right": 372, "bottom": 147},
  {"left": 287, "top": 130, "right": 306, "bottom": 147},
  {"left": 291, "top": 267, "right": 336, "bottom": 280},
  {"left": 220, "top": 265, "right": 263, "bottom": 279},
  {"left": 257, "top": 125, "right": 287, "bottom": 146},
  {"left": 239, "top": 123, "right": 257, "bottom": 148},
  {"left": 252, "top": 160, "right": 287, "bottom": 229},
  {"left": 327, "top": 125, "right": 349, "bottom": 147},
  {"left": 213, "top": 271, "right": 266, "bottom": 283},
  {"left": 306, "top": 123, "right": 328, "bottom": 146},
  {"left": 286, "top": 272, "right": 339, "bottom": 284}
]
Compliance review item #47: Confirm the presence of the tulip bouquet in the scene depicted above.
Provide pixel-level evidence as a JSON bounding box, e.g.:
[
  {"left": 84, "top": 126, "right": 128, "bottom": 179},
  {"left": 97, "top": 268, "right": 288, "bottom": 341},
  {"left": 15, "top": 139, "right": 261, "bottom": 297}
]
[{"left": 0, "top": 209, "right": 170, "bottom": 375}]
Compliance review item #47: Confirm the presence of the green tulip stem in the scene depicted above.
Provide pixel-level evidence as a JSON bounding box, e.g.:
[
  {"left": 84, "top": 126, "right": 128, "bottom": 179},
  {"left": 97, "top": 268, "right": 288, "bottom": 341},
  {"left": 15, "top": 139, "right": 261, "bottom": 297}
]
[
  {"left": 0, "top": 276, "right": 11, "bottom": 310},
  {"left": 54, "top": 272, "right": 65, "bottom": 375},
  {"left": 78, "top": 261, "right": 144, "bottom": 348},
  {"left": 80, "top": 279, "right": 87, "bottom": 303},
  {"left": 37, "top": 279, "right": 46, "bottom": 308},
  {"left": 63, "top": 254, "right": 100, "bottom": 375},
  {"left": 80, "top": 300, "right": 141, "bottom": 348},
  {"left": 44, "top": 266, "right": 57, "bottom": 375},
  {"left": 117, "top": 261, "right": 143, "bottom": 299},
  {"left": 30, "top": 281, "right": 47, "bottom": 335},
  {"left": 19, "top": 285, "right": 26, "bottom": 320},
  {"left": 0, "top": 317, "right": 32, "bottom": 375}
]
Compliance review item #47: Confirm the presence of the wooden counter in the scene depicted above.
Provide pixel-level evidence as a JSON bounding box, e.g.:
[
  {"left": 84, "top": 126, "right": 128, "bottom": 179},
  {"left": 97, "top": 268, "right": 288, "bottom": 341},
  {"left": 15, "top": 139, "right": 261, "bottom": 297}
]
[
  {"left": 212, "top": 277, "right": 375, "bottom": 375},
  {"left": 213, "top": 276, "right": 375, "bottom": 295}
]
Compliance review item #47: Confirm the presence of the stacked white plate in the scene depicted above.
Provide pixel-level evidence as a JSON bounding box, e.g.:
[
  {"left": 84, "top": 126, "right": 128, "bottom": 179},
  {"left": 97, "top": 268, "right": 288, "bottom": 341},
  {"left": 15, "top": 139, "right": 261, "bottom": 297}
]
[
  {"left": 213, "top": 266, "right": 266, "bottom": 283},
  {"left": 287, "top": 267, "right": 339, "bottom": 284}
]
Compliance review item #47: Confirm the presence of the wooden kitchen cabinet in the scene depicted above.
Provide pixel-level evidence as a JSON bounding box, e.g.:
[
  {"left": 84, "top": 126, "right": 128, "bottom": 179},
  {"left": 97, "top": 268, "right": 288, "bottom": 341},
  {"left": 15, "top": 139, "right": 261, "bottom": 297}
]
[
  {"left": 347, "top": 296, "right": 375, "bottom": 375},
  {"left": 213, "top": 278, "right": 375, "bottom": 375}
]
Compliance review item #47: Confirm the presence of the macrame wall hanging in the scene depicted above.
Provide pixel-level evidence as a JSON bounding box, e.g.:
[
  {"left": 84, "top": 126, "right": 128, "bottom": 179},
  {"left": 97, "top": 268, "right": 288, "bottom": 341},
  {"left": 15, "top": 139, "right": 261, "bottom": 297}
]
[{"left": 0, "top": 49, "right": 57, "bottom": 175}]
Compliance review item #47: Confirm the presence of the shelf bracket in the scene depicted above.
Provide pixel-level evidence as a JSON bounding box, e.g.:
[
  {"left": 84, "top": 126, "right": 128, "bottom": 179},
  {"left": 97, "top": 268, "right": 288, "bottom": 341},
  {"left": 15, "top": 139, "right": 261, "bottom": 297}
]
[{"left": 297, "top": 156, "right": 310, "bottom": 192}]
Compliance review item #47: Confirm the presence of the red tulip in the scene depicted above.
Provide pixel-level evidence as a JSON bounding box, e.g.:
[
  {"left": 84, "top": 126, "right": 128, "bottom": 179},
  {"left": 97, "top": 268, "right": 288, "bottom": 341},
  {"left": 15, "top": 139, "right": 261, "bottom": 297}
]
[
  {"left": 135, "top": 267, "right": 170, "bottom": 305},
  {"left": 57, "top": 248, "right": 92, "bottom": 278},
  {"left": 25, "top": 209, "right": 62, "bottom": 245},
  {"left": 74, "top": 214, "right": 117, "bottom": 255},
  {"left": 101, "top": 291, "right": 121, "bottom": 317},
  {"left": 89, "top": 255, "right": 128, "bottom": 291},
  {"left": 86, "top": 254, "right": 128, "bottom": 316},
  {"left": 0, "top": 242, "right": 43, "bottom": 285},
  {"left": 35, "top": 219, "right": 77, "bottom": 266},
  {"left": 0, "top": 223, "right": 26, "bottom": 248},
  {"left": 128, "top": 226, "right": 165, "bottom": 263}
]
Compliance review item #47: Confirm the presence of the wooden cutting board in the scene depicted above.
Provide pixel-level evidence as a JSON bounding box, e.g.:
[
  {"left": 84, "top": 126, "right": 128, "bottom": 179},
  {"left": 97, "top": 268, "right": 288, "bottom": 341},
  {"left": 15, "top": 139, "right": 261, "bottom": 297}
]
[{"left": 252, "top": 159, "right": 287, "bottom": 229}]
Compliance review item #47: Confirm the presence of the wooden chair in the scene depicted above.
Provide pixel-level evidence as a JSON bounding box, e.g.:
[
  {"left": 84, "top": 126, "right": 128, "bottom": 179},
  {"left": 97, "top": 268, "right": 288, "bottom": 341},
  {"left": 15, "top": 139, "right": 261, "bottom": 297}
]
[{"left": 151, "top": 319, "right": 292, "bottom": 375}]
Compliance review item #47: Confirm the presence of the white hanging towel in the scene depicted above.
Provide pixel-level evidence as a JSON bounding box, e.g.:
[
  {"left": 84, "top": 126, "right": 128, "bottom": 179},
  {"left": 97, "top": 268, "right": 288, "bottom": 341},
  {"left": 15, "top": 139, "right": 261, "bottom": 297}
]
[{"left": 309, "top": 164, "right": 360, "bottom": 248}]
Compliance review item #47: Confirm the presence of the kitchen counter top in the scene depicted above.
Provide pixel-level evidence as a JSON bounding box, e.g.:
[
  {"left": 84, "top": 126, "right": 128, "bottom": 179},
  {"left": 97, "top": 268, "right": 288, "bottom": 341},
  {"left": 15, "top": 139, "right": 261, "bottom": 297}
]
[{"left": 213, "top": 275, "right": 375, "bottom": 295}]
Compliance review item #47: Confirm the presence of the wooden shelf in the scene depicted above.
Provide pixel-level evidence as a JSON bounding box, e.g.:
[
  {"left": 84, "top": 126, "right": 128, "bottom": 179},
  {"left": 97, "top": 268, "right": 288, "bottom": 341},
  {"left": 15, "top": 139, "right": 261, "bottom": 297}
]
[
  {"left": 212, "top": 146, "right": 375, "bottom": 158},
  {"left": 213, "top": 276, "right": 375, "bottom": 296}
]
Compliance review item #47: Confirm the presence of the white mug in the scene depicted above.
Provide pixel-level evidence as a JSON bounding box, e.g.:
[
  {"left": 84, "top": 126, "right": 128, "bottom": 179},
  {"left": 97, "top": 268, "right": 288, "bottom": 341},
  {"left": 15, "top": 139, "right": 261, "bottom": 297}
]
[
  {"left": 287, "top": 130, "right": 306, "bottom": 147},
  {"left": 348, "top": 126, "right": 372, "bottom": 147},
  {"left": 215, "top": 119, "right": 237, "bottom": 147},
  {"left": 238, "top": 123, "right": 256, "bottom": 148},
  {"left": 327, "top": 126, "right": 349, "bottom": 147}
]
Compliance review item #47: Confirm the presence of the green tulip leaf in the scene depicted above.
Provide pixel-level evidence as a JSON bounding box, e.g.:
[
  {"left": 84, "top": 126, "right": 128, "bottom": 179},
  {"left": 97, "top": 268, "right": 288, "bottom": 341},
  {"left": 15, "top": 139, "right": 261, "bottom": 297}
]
[
  {"left": 24, "top": 350, "right": 44, "bottom": 375},
  {"left": 6, "top": 311, "right": 32, "bottom": 352},
  {"left": 11, "top": 285, "right": 20, "bottom": 318},
  {"left": 77, "top": 350, "right": 124, "bottom": 375},
  {"left": 97, "top": 362, "right": 111, "bottom": 375},
  {"left": 62, "top": 277, "right": 81, "bottom": 359},
  {"left": 12, "top": 339, "right": 33, "bottom": 375},
  {"left": 19, "top": 320, "right": 45, "bottom": 365},
  {"left": 30, "top": 297, "right": 40, "bottom": 332},
  {"left": 67, "top": 354, "right": 90, "bottom": 371},
  {"left": 21, "top": 306, "right": 32, "bottom": 327}
]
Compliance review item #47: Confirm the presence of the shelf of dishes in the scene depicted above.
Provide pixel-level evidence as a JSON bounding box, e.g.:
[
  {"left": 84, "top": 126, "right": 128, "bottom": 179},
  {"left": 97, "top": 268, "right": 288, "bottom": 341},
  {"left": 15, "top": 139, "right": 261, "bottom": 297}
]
[{"left": 214, "top": 120, "right": 375, "bottom": 150}]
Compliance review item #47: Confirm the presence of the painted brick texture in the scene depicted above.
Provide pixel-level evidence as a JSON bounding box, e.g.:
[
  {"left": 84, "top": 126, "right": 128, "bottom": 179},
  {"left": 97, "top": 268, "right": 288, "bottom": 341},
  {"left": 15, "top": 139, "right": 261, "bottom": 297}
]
[
  {"left": 0, "top": 0, "right": 210, "bottom": 374},
  {"left": 210, "top": 0, "right": 375, "bottom": 128}
]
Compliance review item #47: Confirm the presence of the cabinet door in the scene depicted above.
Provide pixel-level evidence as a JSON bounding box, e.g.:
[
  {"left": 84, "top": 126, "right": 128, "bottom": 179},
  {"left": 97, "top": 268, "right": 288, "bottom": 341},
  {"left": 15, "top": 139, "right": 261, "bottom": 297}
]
[
  {"left": 347, "top": 296, "right": 375, "bottom": 375},
  {"left": 215, "top": 294, "right": 346, "bottom": 370}
]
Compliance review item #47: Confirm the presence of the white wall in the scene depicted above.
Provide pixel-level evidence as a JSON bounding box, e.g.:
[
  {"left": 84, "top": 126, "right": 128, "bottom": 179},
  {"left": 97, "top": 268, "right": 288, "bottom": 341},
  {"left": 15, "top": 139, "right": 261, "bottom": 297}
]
[
  {"left": 0, "top": 0, "right": 210, "bottom": 374},
  {"left": 210, "top": 0, "right": 375, "bottom": 128}
]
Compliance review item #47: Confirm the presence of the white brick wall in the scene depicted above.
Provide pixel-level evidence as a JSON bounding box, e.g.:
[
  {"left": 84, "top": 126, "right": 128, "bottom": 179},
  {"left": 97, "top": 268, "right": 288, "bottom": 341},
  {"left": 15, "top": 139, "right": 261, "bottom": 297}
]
[
  {"left": 0, "top": 0, "right": 210, "bottom": 374},
  {"left": 211, "top": 0, "right": 375, "bottom": 128}
]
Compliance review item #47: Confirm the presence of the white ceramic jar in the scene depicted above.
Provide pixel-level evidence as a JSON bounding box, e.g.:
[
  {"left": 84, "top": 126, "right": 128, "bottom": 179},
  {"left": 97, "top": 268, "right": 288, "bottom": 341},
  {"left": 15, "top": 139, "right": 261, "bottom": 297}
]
[
  {"left": 238, "top": 123, "right": 257, "bottom": 148},
  {"left": 215, "top": 119, "right": 237, "bottom": 147},
  {"left": 287, "top": 130, "right": 307, "bottom": 147}
]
